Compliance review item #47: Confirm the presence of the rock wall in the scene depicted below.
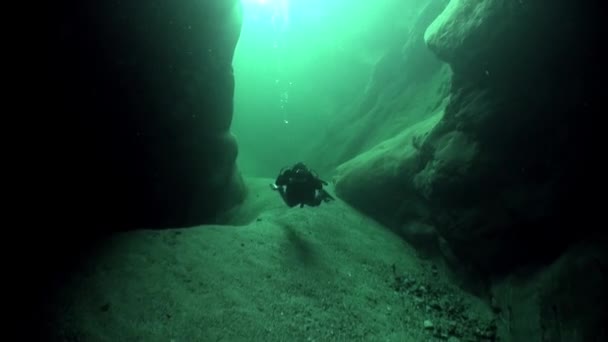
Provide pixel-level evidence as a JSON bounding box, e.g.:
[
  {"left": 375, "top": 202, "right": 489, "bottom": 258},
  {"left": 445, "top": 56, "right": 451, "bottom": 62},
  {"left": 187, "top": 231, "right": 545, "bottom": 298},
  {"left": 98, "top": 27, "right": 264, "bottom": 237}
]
[
  {"left": 335, "top": 0, "right": 602, "bottom": 273},
  {"left": 50, "top": 0, "right": 246, "bottom": 230},
  {"left": 333, "top": 0, "right": 604, "bottom": 338},
  {"left": 328, "top": 0, "right": 451, "bottom": 256},
  {"left": 491, "top": 238, "right": 608, "bottom": 342},
  {"left": 29, "top": 2, "right": 248, "bottom": 338},
  {"left": 419, "top": 0, "right": 602, "bottom": 273},
  {"left": 306, "top": 0, "right": 450, "bottom": 175}
]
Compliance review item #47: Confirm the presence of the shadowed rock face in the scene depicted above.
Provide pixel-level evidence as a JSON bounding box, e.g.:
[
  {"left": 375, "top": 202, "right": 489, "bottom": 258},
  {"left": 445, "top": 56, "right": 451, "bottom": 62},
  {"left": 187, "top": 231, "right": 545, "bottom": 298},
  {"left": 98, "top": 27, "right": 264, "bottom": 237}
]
[
  {"left": 491, "top": 238, "right": 608, "bottom": 342},
  {"left": 420, "top": 0, "right": 602, "bottom": 273},
  {"left": 335, "top": 0, "right": 602, "bottom": 275},
  {"left": 330, "top": 2, "right": 604, "bottom": 338},
  {"left": 30, "top": 3, "right": 247, "bottom": 337},
  {"left": 51, "top": 0, "right": 245, "bottom": 230}
]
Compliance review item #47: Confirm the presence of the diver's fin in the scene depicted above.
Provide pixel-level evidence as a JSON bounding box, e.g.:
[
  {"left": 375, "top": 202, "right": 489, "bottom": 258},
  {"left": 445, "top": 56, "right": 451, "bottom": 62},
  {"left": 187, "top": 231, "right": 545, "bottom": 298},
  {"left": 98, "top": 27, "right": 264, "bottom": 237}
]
[{"left": 320, "top": 189, "right": 335, "bottom": 202}]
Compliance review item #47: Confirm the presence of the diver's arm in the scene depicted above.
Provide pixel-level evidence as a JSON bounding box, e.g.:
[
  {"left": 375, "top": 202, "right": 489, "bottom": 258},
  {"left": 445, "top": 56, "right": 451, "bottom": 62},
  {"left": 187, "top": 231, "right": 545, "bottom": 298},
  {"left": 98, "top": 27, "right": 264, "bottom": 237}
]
[
  {"left": 271, "top": 172, "right": 285, "bottom": 191},
  {"left": 312, "top": 177, "right": 324, "bottom": 190},
  {"left": 311, "top": 174, "right": 327, "bottom": 188},
  {"left": 275, "top": 170, "right": 291, "bottom": 186}
]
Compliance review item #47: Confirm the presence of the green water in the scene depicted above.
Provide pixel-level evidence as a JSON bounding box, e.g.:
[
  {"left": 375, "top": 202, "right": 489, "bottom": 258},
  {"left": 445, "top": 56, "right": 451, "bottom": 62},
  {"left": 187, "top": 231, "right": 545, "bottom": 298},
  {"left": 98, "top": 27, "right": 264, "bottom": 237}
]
[{"left": 232, "top": 0, "right": 425, "bottom": 178}]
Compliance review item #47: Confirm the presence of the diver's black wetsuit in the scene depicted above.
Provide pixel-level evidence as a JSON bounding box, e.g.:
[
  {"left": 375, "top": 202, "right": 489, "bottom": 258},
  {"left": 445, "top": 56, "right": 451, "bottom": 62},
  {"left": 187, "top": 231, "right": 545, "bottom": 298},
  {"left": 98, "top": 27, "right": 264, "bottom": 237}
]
[{"left": 273, "top": 163, "right": 333, "bottom": 208}]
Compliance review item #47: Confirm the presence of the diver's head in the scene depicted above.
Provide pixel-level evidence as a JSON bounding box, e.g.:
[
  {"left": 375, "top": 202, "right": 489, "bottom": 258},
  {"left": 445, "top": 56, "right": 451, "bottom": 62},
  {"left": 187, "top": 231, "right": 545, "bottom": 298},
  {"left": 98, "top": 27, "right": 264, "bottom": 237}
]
[{"left": 293, "top": 162, "right": 308, "bottom": 173}]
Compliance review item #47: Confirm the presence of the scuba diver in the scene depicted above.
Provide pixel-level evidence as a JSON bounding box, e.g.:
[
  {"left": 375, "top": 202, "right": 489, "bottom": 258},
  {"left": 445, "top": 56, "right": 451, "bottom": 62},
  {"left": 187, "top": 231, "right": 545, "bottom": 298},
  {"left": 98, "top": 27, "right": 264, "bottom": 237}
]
[{"left": 270, "top": 162, "right": 334, "bottom": 208}]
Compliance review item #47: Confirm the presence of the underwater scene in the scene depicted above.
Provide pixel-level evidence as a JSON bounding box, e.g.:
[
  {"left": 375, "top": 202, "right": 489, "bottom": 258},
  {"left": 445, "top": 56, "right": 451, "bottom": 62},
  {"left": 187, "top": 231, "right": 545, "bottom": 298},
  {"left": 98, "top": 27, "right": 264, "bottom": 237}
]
[{"left": 37, "top": 0, "right": 605, "bottom": 341}]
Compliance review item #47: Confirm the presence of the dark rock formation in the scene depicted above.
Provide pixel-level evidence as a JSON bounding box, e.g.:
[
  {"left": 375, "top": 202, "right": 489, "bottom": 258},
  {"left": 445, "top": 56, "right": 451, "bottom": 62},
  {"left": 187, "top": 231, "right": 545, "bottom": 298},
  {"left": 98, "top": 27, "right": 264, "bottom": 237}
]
[
  {"left": 29, "top": 2, "right": 246, "bottom": 339},
  {"left": 333, "top": 1, "right": 604, "bottom": 338},
  {"left": 419, "top": 0, "right": 602, "bottom": 274},
  {"left": 330, "top": 2, "right": 604, "bottom": 339},
  {"left": 329, "top": 0, "right": 450, "bottom": 255},
  {"left": 335, "top": 0, "right": 602, "bottom": 275},
  {"left": 492, "top": 238, "right": 608, "bottom": 342},
  {"left": 49, "top": 0, "right": 246, "bottom": 230}
]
